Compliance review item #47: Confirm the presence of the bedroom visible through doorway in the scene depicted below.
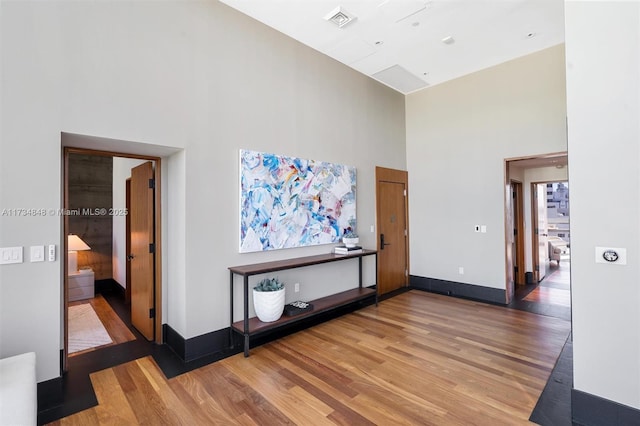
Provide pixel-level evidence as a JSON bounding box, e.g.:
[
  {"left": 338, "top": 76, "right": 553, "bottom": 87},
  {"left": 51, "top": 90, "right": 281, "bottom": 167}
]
[{"left": 63, "top": 146, "right": 163, "bottom": 374}]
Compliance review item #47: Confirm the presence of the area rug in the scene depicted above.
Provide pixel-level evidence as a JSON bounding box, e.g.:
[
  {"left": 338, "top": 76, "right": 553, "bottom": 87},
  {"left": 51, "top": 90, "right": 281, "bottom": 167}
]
[{"left": 68, "top": 303, "right": 113, "bottom": 354}]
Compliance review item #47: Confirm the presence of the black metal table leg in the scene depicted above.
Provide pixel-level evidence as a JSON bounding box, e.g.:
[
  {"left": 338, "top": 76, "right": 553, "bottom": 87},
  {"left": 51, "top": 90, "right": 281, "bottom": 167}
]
[
  {"left": 375, "top": 253, "right": 379, "bottom": 306},
  {"left": 229, "top": 271, "right": 234, "bottom": 348},
  {"left": 244, "top": 275, "right": 250, "bottom": 357}
]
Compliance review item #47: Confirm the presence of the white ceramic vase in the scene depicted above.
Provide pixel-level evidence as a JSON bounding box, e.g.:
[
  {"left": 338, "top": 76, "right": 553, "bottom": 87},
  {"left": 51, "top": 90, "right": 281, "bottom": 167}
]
[{"left": 253, "top": 288, "right": 285, "bottom": 322}]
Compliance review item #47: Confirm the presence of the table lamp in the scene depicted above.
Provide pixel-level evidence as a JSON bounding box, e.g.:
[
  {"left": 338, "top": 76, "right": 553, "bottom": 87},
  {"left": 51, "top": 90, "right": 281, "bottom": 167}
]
[{"left": 67, "top": 234, "right": 91, "bottom": 273}]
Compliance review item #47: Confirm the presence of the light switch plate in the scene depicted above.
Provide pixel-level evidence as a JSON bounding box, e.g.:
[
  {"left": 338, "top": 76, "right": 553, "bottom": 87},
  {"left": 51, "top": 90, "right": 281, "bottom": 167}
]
[
  {"left": 0, "top": 247, "right": 23, "bottom": 264},
  {"left": 30, "top": 245, "right": 45, "bottom": 262}
]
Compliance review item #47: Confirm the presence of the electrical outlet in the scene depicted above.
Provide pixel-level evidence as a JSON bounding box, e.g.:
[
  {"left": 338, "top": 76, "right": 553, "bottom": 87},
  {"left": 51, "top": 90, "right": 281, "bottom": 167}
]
[
  {"left": 294, "top": 283, "right": 300, "bottom": 293},
  {"left": 458, "top": 267, "right": 464, "bottom": 275},
  {"left": 474, "top": 225, "right": 480, "bottom": 232}
]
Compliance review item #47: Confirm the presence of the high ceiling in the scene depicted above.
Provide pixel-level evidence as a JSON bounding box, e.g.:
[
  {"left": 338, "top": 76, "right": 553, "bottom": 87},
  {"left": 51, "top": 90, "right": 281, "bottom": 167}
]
[{"left": 218, "top": 0, "right": 565, "bottom": 94}]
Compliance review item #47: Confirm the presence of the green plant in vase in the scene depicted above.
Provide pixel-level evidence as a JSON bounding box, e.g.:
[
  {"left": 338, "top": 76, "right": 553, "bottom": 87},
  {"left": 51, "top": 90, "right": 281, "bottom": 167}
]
[
  {"left": 254, "top": 277, "right": 285, "bottom": 292},
  {"left": 343, "top": 218, "right": 359, "bottom": 247}
]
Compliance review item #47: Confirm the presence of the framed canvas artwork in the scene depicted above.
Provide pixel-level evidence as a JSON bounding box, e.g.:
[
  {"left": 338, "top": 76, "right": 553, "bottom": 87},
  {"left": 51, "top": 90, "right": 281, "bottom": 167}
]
[{"left": 239, "top": 149, "right": 356, "bottom": 253}]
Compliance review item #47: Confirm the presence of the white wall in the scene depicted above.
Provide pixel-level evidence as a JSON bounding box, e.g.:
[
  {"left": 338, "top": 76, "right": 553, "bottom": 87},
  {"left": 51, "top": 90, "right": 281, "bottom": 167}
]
[
  {"left": 565, "top": 1, "right": 640, "bottom": 408},
  {"left": 0, "top": 0, "right": 406, "bottom": 381},
  {"left": 112, "top": 157, "right": 146, "bottom": 288},
  {"left": 166, "top": 150, "right": 187, "bottom": 338},
  {"left": 406, "top": 45, "right": 568, "bottom": 290}
]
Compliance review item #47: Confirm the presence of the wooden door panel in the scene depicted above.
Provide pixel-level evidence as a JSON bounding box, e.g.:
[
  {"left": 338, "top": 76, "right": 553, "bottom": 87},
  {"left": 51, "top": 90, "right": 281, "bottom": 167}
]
[
  {"left": 532, "top": 183, "right": 549, "bottom": 283},
  {"left": 130, "top": 162, "right": 154, "bottom": 340},
  {"left": 536, "top": 184, "right": 548, "bottom": 282},
  {"left": 378, "top": 180, "right": 407, "bottom": 295}
]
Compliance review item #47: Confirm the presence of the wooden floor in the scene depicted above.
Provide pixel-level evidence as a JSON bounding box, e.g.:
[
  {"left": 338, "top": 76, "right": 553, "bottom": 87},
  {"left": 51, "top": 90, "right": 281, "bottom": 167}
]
[
  {"left": 49, "top": 291, "right": 570, "bottom": 425},
  {"left": 69, "top": 295, "right": 137, "bottom": 356},
  {"left": 523, "top": 264, "right": 571, "bottom": 308}
]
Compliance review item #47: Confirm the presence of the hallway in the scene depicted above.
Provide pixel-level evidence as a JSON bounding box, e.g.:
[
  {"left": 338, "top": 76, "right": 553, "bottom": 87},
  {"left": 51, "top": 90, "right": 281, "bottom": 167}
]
[{"left": 510, "top": 261, "right": 571, "bottom": 321}]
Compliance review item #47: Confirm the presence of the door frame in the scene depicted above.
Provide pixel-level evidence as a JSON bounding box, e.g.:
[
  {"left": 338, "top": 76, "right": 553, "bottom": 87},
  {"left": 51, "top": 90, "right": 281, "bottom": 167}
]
[
  {"left": 375, "top": 166, "right": 410, "bottom": 293},
  {"left": 511, "top": 180, "right": 526, "bottom": 286},
  {"left": 125, "top": 178, "right": 132, "bottom": 304},
  {"left": 62, "top": 147, "right": 163, "bottom": 372},
  {"left": 531, "top": 182, "right": 545, "bottom": 282},
  {"left": 503, "top": 152, "right": 567, "bottom": 303}
]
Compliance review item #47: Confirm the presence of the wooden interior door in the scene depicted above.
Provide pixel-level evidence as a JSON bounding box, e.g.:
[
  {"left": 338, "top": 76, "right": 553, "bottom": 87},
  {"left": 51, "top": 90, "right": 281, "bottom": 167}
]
[
  {"left": 130, "top": 161, "right": 155, "bottom": 340},
  {"left": 532, "top": 183, "right": 549, "bottom": 283},
  {"left": 376, "top": 167, "right": 409, "bottom": 296}
]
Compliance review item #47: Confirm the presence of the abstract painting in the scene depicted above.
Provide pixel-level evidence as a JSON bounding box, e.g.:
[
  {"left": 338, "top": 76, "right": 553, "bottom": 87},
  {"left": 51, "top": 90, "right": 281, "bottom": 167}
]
[{"left": 239, "top": 149, "right": 356, "bottom": 253}]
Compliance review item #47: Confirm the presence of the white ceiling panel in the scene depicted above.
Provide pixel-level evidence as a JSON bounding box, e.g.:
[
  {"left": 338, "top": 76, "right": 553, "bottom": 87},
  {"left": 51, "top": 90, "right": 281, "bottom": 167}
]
[{"left": 219, "top": 0, "right": 565, "bottom": 94}]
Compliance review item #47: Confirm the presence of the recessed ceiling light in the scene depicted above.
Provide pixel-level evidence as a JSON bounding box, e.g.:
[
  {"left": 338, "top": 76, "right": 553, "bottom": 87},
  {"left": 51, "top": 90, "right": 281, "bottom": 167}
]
[
  {"left": 441, "top": 35, "right": 455, "bottom": 45},
  {"left": 325, "top": 6, "right": 357, "bottom": 28},
  {"left": 526, "top": 32, "right": 536, "bottom": 38},
  {"left": 375, "top": 40, "right": 384, "bottom": 46}
]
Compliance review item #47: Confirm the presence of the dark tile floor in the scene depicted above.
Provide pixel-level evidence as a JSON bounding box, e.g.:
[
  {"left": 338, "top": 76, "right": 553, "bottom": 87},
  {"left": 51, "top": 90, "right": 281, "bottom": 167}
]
[
  {"left": 38, "top": 268, "right": 574, "bottom": 425},
  {"left": 530, "top": 334, "right": 574, "bottom": 425}
]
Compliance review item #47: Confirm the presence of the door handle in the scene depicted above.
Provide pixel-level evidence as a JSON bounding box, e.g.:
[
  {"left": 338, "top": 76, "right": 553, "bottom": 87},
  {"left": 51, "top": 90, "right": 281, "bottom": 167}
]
[
  {"left": 127, "top": 254, "right": 135, "bottom": 261},
  {"left": 380, "top": 234, "right": 391, "bottom": 250}
]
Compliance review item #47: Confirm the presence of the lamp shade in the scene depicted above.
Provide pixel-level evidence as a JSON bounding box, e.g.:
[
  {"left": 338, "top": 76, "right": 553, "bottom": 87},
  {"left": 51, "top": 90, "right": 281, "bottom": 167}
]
[{"left": 68, "top": 234, "right": 91, "bottom": 251}]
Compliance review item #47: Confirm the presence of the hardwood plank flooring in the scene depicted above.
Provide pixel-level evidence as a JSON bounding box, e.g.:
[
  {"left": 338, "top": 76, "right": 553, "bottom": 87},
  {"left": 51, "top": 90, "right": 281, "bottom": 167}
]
[
  {"left": 49, "top": 291, "right": 570, "bottom": 425},
  {"left": 523, "top": 265, "right": 571, "bottom": 308},
  {"left": 69, "top": 295, "right": 137, "bottom": 356}
]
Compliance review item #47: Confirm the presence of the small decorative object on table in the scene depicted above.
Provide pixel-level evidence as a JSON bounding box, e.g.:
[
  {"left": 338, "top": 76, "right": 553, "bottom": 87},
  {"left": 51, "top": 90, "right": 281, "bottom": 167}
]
[
  {"left": 253, "top": 277, "right": 285, "bottom": 322},
  {"left": 284, "top": 301, "right": 314, "bottom": 316},
  {"left": 342, "top": 217, "right": 359, "bottom": 248},
  {"left": 334, "top": 245, "right": 363, "bottom": 255}
]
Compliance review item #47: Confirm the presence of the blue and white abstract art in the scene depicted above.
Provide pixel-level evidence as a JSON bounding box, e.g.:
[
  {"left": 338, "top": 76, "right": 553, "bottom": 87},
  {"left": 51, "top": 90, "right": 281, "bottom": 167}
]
[{"left": 239, "top": 149, "right": 356, "bottom": 253}]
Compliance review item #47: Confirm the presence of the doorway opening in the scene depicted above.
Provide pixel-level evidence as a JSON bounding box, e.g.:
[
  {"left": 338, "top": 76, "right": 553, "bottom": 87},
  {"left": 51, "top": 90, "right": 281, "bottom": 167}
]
[
  {"left": 504, "top": 153, "right": 570, "bottom": 318},
  {"left": 63, "top": 147, "right": 163, "bottom": 371}
]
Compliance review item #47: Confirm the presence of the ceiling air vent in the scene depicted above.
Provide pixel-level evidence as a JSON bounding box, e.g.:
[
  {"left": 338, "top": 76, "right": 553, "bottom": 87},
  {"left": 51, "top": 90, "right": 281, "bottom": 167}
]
[
  {"left": 372, "top": 64, "right": 428, "bottom": 94},
  {"left": 325, "top": 6, "right": 357, "bottom": 28}
]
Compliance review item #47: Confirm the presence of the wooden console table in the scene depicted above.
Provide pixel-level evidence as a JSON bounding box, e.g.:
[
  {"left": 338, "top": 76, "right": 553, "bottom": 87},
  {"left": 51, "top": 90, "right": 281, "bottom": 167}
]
[{"left": 229, "top": 249, "right": 377, "bottom": 357}]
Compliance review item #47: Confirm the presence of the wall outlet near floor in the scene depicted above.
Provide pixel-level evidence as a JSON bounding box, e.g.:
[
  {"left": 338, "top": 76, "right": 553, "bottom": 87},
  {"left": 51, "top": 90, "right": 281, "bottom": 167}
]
[
  {"left": 294, "top": 282, "right": 300, "bottom": 292},
  {"left": 458, "top": 267, "right": 464, "bottom": 275}
]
